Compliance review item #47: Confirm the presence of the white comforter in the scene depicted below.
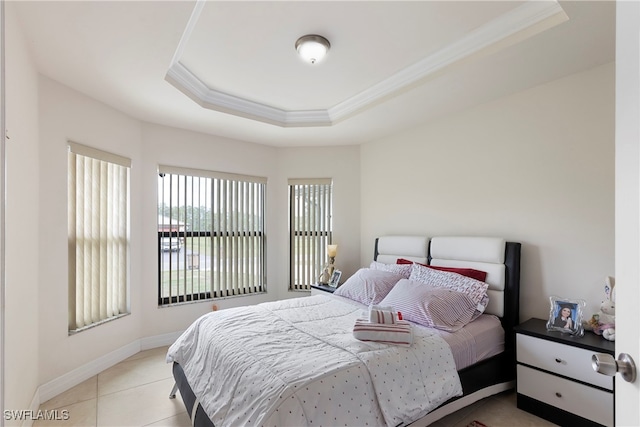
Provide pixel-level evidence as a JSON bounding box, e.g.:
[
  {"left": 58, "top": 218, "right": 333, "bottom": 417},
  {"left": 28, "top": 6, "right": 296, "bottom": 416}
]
[{"left": 167, "top": 295, "right": 462, "bottom": 427}]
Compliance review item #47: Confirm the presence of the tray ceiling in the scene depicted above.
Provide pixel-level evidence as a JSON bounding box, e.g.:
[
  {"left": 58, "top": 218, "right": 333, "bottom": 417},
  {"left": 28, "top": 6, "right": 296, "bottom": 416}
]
[{"left": 13, "top": 1, "right": 615, "bottom": 146}]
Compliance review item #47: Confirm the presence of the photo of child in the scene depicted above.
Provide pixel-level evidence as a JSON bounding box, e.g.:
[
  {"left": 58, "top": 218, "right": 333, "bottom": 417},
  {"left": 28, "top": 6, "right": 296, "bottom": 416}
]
[
  {"left": 552, "top": 302, "right": 577, "bottom": 331},
  {"left": 547, "top": 296, "right": 585, "bottom": 337}
]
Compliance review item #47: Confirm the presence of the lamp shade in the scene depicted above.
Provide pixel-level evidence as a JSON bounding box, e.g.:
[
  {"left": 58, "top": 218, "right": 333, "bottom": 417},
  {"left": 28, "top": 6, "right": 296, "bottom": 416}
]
[
  {"left": 295, "top": 35, "right": 330, "bottom": 64},
  {"left": 327, "top": 244, "right": 338, "bottom": 257}
]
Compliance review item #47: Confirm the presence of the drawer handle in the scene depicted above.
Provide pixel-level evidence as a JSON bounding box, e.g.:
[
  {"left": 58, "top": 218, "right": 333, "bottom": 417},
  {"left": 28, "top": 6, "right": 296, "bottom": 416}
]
[
  {"left": 555, "top": 392, "right": 562, "bottom": 398},
  {"left": 555, "top": 358, "right": 563, "bottom": 364}
]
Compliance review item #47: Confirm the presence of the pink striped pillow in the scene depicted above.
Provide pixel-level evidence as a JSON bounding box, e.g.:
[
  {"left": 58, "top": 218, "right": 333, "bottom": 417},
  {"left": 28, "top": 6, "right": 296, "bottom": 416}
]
[
  {"left": 334, "top": 268, "right": 404, "bottom": 306},
  {"left": 409, "top": 263, "right": 489, "bottom": 311},
  {"left": 379, "top": 279, "right": 478, "bottom": 332},
  {"left": 369, "top": 261, "right": 413, "bottom": 278}
]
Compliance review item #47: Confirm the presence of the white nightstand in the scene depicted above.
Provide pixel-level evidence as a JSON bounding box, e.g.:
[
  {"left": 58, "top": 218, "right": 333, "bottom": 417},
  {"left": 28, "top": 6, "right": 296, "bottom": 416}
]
[{"left": 514, "top": 318, "right": 616, "bottom": 427}]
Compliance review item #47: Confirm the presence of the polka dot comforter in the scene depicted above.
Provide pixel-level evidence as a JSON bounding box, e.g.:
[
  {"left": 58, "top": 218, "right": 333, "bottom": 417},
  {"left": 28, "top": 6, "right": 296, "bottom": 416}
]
[{"left": 167, "top": 295, "right": 462, "bottom": 427}]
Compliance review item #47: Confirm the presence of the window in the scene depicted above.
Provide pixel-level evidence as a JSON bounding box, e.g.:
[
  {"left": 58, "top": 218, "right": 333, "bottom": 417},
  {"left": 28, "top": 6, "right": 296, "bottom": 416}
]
[
  {"left": 68, "top": 142, "right": 130, "bottom": 332},
  {"left": 288, "top": 179, "right": 333, "bottom": 290},
  {"left": 158, "top": 166, "right": 266, "bottom": 305}
]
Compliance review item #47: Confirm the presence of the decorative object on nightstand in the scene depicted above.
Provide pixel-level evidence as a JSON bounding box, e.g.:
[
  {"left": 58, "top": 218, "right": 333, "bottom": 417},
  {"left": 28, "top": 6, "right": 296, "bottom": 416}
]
[
  {"left": 546, "top": 295, "right": 585, "bottom": 337},
  {"left": 328, "top": 270, "right": 342, "bottom": 288},
  {"left": 515, "top": 318, "right": 615, "bottom": 427},
  {"left": 591, "top": 276, "right": 616, "bottom": 341},
  {"left": 318, "top": 244, "right": 338, "bottom": 285}
]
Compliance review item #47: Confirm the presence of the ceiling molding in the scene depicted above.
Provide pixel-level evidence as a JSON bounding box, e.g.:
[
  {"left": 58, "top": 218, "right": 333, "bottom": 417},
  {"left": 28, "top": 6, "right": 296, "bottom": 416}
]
[
  {"left": 166, "top": 63, "right": 332, "bottom": 126},
  {"left": 165, "top": 0, "right": 568, "bottom": 128}
]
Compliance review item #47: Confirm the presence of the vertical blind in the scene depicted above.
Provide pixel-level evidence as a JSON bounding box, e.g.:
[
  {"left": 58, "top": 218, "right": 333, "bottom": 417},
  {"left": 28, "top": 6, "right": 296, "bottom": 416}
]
[
  {"left": 68, "top": 142, "right": 130, "bottom": 331},
  {"left": 158, "top": 166, "right": 266, "bottom": 305},
  {"left": 289, "top": 178, "right": 333, "bottom": 290}
]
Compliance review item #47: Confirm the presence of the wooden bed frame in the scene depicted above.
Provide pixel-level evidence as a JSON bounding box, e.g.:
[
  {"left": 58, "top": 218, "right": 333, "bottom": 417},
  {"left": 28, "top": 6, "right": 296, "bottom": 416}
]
[{"left": 170, "top": 235, "right": 521, "bottom": 427}]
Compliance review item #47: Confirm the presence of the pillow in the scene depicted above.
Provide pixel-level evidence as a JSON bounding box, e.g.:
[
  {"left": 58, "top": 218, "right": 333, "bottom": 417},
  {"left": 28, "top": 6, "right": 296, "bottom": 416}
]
[
  {"left": 379, "top": 279, "right": 478, "bottom": 332},
  {"left": 369, "top": 261, "right": 412, "bottom": 278},
  {"left": 396, "top": 258, "right": 487, "bottom": 282},
  {"left": 409, "top": 263, "right": 489, "bottom": 311},
  {"left": 333, "top": 268, "right": 404, "bottom": 306}
]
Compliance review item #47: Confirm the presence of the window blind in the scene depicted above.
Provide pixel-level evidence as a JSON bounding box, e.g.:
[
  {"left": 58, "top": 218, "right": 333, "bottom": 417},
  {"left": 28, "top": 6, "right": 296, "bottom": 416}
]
[
  {"left": 68, "top": 143, "right": 130, "bottom": 331},
  {"left": 288, "top": 178, "right": 333, "bottom": 290},
  {"left": 158, "top": 166, "right": 266, "bottom": 304}
]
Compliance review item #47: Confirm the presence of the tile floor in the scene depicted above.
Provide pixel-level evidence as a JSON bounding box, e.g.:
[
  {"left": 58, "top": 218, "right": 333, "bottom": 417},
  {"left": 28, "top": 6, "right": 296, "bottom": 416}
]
[{"left": 36, "top": 346, "right": 557, "bottom": 427}]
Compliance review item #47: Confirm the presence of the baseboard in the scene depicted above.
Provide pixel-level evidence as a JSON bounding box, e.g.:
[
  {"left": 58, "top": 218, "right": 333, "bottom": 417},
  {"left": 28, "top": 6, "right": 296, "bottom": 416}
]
[
  {"left": 35, "top": 331, "right": 182, "bottom": 410},
  {"left": 37, "top": 341, "right": 140, "bottom": 404},
  {"left": 22, "top": 391, "right": 40, "bottom": 427},
  {"left": 140, "top": 331, "right": 182, "bottom": 350}
]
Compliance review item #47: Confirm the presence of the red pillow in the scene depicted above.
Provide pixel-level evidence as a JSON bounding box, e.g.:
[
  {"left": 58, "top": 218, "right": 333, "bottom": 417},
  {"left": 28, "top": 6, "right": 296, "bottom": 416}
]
[
  {"left": 396, "top": 258, "right": 487, "bottom": 282},
  {"left": 396, "top": 258, "right": 428, "bottom": 267}
]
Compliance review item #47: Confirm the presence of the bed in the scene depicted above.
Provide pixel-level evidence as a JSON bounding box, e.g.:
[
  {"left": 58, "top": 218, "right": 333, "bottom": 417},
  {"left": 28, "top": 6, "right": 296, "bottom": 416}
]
[{"left": 167, "top": 235, "right": 521, "bottom": 426}]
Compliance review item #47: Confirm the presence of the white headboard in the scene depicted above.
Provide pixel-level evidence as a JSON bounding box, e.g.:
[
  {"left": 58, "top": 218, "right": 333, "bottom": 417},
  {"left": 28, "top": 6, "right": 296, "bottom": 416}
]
[
  {"left": 374, "top": 235, "right": 521, "bottom": 326},
  {"left": 430, "top": 236, "right": 506, "bottom": 317},
  {"left": 374, "top": 235, "right": 429, "bottom": 264}
]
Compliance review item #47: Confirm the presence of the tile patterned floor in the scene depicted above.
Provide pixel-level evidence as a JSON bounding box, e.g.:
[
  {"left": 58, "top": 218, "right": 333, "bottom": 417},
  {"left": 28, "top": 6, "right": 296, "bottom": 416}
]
[{"left": 36, "top": 346, "right": 557, "bottom": 426}]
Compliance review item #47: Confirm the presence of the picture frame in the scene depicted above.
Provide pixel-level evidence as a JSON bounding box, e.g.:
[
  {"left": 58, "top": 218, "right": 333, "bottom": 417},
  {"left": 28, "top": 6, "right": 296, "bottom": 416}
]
[
  {"left": 328, "top": 270, "right": 342, "bottom": 288},
  {"left": 546, "top": 296, "right": 586, "bottom": 336}
]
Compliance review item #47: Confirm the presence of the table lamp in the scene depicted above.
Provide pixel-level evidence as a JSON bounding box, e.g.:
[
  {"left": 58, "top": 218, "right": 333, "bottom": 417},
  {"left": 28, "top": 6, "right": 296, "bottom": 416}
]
[{"left": 318, "top": 244, "right": 338, "bottom": 285}]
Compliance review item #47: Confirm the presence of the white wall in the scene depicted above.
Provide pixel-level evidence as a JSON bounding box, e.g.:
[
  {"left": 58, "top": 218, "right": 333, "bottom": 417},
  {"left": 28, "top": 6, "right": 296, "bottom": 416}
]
[
  {"left": 37, "top": 76, "right": 144, "bottom": 384},
  {"left": 138, "top": 123, "right": 280, "bottom": 336},
  {"left": 4, "top": 2, "right": 41, "bottom": 420},
  {"left": 360, "top": 62, "right": 615, "bottom": 322},
  {"left": 33, "top": 80, "right": 362, "bottom": 392},
  {"left": 138, "top": 126, "right": 362, "bottom": 336},
  {"left": 275, "top": 146, "right": 362, "bottom": 297}
]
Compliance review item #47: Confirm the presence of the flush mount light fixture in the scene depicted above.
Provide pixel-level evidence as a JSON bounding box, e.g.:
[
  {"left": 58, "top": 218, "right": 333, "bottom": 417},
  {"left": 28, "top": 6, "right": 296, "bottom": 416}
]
[{"left": 295, "top": 34, "right": 330, "bottom": 64}]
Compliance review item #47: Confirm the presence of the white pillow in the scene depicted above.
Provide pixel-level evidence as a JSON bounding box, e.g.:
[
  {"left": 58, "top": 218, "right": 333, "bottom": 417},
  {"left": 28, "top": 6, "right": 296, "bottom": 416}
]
[
  {"left": 369, "top": 261, "right": 412, "bottom": 278},
  {"left": 380, "top": 279, "right": 478, "bottom": 332},
  {"left": 334, "top": 268, "right": 404, "bottom": 306},
  {"left": 409, "top": 263, "right": 489, "bottom": 312}
]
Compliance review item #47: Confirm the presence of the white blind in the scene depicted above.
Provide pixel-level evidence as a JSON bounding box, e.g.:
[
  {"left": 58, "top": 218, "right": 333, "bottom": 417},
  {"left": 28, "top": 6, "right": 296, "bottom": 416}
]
[
  {"left": 289, "top": 179, "right": 332, "bottom": 290},
  {"left": 68, "top": 144, "right": 130, "bottom": 331},
  {"left": 158, "top": 167, "right": 266, "bottom": 304}
]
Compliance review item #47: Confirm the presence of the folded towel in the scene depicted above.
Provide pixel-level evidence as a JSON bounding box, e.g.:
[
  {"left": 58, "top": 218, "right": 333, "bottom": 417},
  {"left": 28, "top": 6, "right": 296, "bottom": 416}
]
[
  {"left": 368, "top": 305, "right": 398, "bottom": 324},
  {"left": 353, "top": 318, "right": 413, "bottom": 347}
]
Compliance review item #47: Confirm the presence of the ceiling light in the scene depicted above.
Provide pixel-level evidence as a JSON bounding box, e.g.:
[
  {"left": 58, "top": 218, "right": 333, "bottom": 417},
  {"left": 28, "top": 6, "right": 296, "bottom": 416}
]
[{"left": 295, "top": 35, "right": 330, "bottom": 64}]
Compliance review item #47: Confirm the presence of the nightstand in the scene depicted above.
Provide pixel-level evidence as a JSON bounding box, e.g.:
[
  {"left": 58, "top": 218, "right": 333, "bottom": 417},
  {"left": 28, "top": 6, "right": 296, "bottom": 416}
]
[
  {"left": 514, "top": 318, "right": 615, "bottom": 427},
  {"left": 310, "top": 283, "right": 336, "bottom": 296}
]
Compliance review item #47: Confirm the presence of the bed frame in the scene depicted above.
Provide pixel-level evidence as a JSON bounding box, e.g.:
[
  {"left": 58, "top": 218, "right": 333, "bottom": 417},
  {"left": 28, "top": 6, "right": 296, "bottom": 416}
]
[{"left": 170, "top": 235, "right": 521, "bottom": 427}]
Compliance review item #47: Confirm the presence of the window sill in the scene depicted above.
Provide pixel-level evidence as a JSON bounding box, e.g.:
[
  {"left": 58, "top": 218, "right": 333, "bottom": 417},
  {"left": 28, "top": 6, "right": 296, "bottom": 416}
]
[{"left": 69, "top": 312, "right": 130, "bottom": 336}]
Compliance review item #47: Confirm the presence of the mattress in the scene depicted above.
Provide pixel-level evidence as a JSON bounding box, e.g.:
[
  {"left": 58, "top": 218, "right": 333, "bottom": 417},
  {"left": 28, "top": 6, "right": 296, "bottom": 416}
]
[{"left": 434, "top": 314, "right": 504, "bottom": 370}]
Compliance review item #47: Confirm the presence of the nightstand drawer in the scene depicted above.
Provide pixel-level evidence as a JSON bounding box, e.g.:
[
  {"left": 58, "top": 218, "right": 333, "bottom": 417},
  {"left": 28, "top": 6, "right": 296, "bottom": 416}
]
[
  {"left": 517, "top": 334, "right": 613, "bottom": 390},
  {"left": 517, "top": 365, "right": 613, "bottom": 427}
]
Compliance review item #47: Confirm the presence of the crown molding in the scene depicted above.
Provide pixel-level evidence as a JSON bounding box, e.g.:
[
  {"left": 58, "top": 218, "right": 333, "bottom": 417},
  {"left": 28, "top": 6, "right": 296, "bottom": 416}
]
[
  {"left": 329, "top": 0, "right": 568, "bottom": 122},
  {"left": 166, "top": 62, "right": 333, "bottom": 127},
  {"left": 166, "top": 0, "right": 567, "bottom": 127}
]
